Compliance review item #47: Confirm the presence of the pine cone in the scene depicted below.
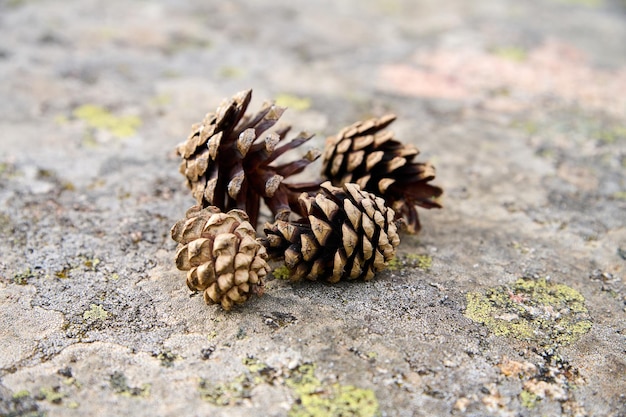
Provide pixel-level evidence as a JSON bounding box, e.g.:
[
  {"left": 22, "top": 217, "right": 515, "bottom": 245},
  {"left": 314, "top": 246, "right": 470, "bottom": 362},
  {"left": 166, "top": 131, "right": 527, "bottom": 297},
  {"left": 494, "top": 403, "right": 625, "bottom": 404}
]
[
  {"left": 262, "top": 181, "right": 400, "bottom": 283},
  {"left": 176, "top": 89, "right": 321, "bottom": 228},
  {"left": 171, "top": 205, "right": 271, "bottom": 310},
  {"left": 322, "top": 114, "right": 442, "bottom": 234}
]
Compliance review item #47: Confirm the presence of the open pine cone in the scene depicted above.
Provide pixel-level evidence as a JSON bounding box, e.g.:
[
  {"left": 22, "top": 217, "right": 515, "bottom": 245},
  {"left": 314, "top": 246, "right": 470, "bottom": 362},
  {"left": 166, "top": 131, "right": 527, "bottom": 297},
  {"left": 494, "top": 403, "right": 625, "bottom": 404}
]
[
  {"left": 176, "top": 89, "right": 321, "bottom": 228},
  {"left": 322, "top": 114, "right": 442, "bottom": 234},
  {"left": 171, "top": 205, "right": 271, "bottom": 310},
  {"left": 262, "top": 181, "right": 400, "bottom": 283}
]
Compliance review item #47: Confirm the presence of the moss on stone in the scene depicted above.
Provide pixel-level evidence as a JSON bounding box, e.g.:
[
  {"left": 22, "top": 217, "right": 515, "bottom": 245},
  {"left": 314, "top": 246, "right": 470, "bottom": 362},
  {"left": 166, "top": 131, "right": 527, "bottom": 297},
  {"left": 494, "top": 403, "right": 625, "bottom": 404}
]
[{"left": 465, "top": 277, "right": 592, "bottom": 348}]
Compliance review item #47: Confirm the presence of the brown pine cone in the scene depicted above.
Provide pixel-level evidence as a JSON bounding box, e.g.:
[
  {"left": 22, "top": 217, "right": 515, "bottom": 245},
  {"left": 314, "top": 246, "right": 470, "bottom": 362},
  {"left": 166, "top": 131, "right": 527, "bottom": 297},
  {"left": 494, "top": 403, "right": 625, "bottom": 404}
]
[
  {"left": 171, "top": 205, "right": 271, "bottom": 310},
  {"left": 262, "top": 181, "right": 400, "bottom": 283},
  {"left": 176, "top": 89, "right": 321, "bottom": 228},
  {"left": 322, "top": 114, "right": 442, "bottom": 234}
]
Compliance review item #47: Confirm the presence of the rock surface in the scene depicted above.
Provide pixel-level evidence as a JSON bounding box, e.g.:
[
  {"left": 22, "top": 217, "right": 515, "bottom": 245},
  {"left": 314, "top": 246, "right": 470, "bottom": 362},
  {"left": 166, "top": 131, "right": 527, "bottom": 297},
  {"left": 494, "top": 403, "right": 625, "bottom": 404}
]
[{"left": 1, "top": 0, "right": 625, "bottom": 416}]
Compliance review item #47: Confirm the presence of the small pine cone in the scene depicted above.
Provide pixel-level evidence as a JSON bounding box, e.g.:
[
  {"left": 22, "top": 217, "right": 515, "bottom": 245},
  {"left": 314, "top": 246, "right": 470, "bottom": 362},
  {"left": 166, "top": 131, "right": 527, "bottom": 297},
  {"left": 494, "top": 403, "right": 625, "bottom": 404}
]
[
  {"left": 176, "top": 89, "right": 321, "bottom": 228},
  {"left": 171, "top": 205, "right": 271, "bottom": 310},
  {"left": 262, "top": 181, "right": 400, "bottom": 283},
  {"left": 322, "top": 114, "right": 442, "bottom": 234}
]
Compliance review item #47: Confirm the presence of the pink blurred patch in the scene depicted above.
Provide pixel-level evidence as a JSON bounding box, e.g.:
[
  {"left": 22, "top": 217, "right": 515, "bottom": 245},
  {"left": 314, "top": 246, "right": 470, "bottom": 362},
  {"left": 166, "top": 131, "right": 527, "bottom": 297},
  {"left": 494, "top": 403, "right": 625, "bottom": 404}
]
[
  {"left": 378, "top": 39, "right": 626, "bottom": 115},
  {"left": 379, "top": 64, "right": 469, "bottom": 99}
]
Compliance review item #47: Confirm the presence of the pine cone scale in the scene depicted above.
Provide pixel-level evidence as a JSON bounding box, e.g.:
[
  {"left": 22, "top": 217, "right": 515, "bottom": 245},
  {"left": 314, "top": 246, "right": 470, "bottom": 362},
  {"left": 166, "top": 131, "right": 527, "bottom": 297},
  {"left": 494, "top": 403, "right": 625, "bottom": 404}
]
[
  {"left": 171, "top": 206, "right": 270, "bottom": 310},
  {"left": 176, "top": 90, "right": 322, "bottom": 227},
  {"left": 322, "top": 114, "right": 442, "bottom": 233},
  {"left": 262, "top": 182, "right": 400, "bottom": 283}
]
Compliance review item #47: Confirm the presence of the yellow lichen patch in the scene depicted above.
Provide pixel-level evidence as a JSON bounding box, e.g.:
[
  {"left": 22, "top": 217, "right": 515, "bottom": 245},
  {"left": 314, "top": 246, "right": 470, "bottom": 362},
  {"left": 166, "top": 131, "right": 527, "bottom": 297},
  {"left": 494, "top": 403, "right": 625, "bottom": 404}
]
[
  {"left": 519, "top": 389, "right": 538, "bottom": 409},
  {"left": 492, "top": 46, "right": 527, "bottom": 62},
  {"left": 198, "top": 374, "right": 254, "bottom": 406},
  {"left": 275, "top": 94, "right": 312, "bottom": 111},
  {"left": 73, "top": 104, "right": 142, "bottom": 138},
  {"left": 39, "top": 386, "right": 66, "bottom": 404},
  {"left": 272, "top": 264, "right": 292, "bottom": 280},
  {"left": 83, "top": 304, "right": 108, "bottom": 321},
  {"left": 12, "top": 389, "right": 30, "bottom": 399},
  {"left": 287, "top": 364, "right": 379, "bottom": 417},
  {"left": 408, "top": 254, "right": 432, "bottom": 270},
  {"left": 386, "top": 254, "right": 432, "bottom": 271},
  {"left": 465, "top": 277, "right": 592, "bottom": 348},
  {"left": 198, "top": 357, "right": 379, "bottom": 416}
]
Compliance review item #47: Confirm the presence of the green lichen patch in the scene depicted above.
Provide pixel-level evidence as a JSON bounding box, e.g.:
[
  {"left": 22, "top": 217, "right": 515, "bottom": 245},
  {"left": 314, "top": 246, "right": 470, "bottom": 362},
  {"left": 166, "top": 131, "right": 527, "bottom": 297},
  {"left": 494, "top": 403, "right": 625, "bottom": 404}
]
[
  {"left": 109, "top": 371, "right": 151, "bottom": 398},
  {"left": 519, "top": 389, "right": 538, "bottom": 409},
  {"left": 12, "top": 389, "right": 31, "bottom": 399},
  {"left": 198, "top": 374, "right": 254, "bottom": 406},
  {"left": 83, "top": 304, "right": 109, "bottom": 321},
  {"left": 13, "top": 268, "right": 35, "bottom": 285},
  {"left": 243, "top": 356, "right": 279, "bottom": 384},
  {"left": 6, "top": 389, "right": 44, "bottom": 417},
  {"left": 197, "top": 357, "right": 379, "bottom": 416},
  {"left": 36, "top": 386, "right": 66, "bottom": 405},
  {"left": 272, "top": 265, "right": 291, "bottom": 280},
  {"left": 465, "top": 277, "right": 592, "bottom": 348},
  {"left": 275, "top": 93, "right": 312, "bottom": 111},
  {"left": 597, "top": 125, "right": 626, "bottom": 144},
  {"left": 387, "top": 254, "right": 432, "bottom": 271},
  {"left": 73, "top": 104, "right": 142, "bottom": 138},
  {"left": 199, "top": 356, "right": 276, "bottom": 404},
  {"left": 287, "top": 364, "right": 380, "bottom": 417},
  {"left": 0, "top": 161, "right": 21, "bottom": 179}
]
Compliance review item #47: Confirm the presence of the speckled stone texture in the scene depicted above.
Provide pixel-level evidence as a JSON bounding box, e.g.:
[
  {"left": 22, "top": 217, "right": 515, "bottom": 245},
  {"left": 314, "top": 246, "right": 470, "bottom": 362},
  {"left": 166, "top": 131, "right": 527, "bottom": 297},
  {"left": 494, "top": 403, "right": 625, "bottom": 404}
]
[{"left": 1, "top": 1, "right": 625, "bottom": 416}]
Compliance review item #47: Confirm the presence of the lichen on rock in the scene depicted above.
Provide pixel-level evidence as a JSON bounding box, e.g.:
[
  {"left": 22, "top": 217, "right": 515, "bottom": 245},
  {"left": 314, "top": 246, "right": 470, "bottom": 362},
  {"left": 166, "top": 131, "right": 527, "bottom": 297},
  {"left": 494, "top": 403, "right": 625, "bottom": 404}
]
[{"left": 465, "top": 277, "right": 592, "bottom": 348}]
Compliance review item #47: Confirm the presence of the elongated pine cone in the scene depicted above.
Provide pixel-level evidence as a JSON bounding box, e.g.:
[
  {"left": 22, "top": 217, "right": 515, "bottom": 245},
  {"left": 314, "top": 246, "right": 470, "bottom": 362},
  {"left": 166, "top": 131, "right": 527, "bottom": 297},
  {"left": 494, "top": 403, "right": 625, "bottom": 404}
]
[
  {"left": 171, "top": 205, "right": 271, "bottom": 310},
  {"left": 176, "top": 89, "right": 321, "bottom": 228},
  {"left": 322, "top": 114, "right": 442, "bottom": 234},
  {"left": 262, "top": 181, "right": 400, "bottom": 283}
]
